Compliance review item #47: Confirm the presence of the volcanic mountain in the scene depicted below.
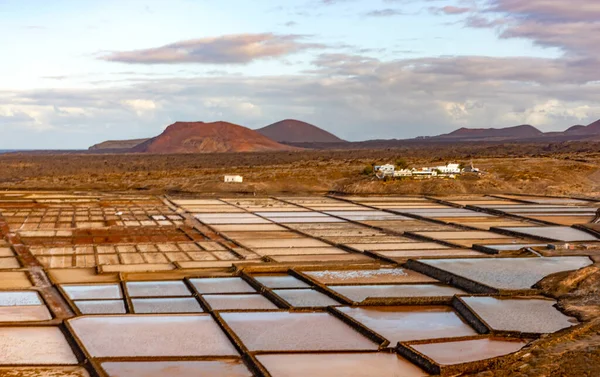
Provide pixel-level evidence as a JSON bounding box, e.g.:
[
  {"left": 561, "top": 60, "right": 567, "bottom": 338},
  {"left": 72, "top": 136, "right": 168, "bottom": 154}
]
[
  {"left": 256, "top": 119, "right": 345, "bottom": 143},
  {"left": 131, "top": 121, "right": 299, "bottom": 154},
  {"left": 564, "top": 119, "right": 600, "bottom": 136},
  {"left": 435, "top": 125, "right": 543, "bottom": 140},
  {"left": 89, "top": 138, "right": 149, "bottom": 151}
]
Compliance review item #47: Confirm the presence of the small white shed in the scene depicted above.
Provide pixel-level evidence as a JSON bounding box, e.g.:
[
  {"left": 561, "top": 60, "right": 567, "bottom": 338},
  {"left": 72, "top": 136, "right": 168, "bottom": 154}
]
[{"left": 224, "top": 175, "right": 243, "bottom": 183}]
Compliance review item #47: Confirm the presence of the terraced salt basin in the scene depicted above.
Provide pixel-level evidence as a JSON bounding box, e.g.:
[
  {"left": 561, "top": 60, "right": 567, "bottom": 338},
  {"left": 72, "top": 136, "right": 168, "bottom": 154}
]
[
  {"left": 460, "top": 297, "right": 577, "bottom": 334},
  {"left": 496, "top": 226, "right": 599, "bottom": 242},
  {"left": 0, "top": 367, "right": 90, "bottom": 377},
  {"left": 220, "top": 312, "right": 379, "bottom": 351},
  {"left": 101, "top": 360, "right": 252, "bottom": 377},
  {"left": 252, "top": 246, "right": 347, "bottom": 256},
  {"left": 304, "top": 268, "right": 438, "bottom": 285},
  {"left": 62, "top": 284, "right": 122, "bottom": 300},
  {"left": 75, "top": 300, "right": 126, "bottom": 314},
  {"left": 257, "top": 353, "right": 428, "bottom": 377},
  {"left": 132, "top": 298, "right": 203, "bottom": 313},
  {"left": 203, "top": 294, "right": 278, "bottom": 310},
  {"left": 190, "top": 277, "right": 256, "bottom": 294},
  {"left": 0, "top": 291, "right": 52, "bottom": 322},
  {"left": 416, "top": 257, "right": 593, "bottom": 290},
  {"left": 330, "top": 284, "right": 465, "bottom": 303},
  {"left": 0, "top": 327, "right": 79, "bottom": 364},
  {"left": 252, "top": 275, "right": 310, "bottom": 289},
  {"left": 377, "top": 249, "right": 485, "bottom": 258},
  {"left": 126, "top": 281, "right": 191, "bottom": 297},
  {"left": 68, "top": 315, "right": 238, "bottom": 357},
  {"left": 274, "top": 289, "right": 340, "bottom": 307},
  {"left": 410, "top": 338, "right": 529, "bottom": 365},
  {"left": 337, "top": 306, "right": 477, "bottom": 342}
]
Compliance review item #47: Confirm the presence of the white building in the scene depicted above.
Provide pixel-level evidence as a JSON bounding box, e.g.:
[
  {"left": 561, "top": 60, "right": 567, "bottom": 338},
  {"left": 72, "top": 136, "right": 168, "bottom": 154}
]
[
  {"left": 376, "top": 164, "right": 395, "bottom": 174},
  {"left": 435, "top": 163, "right": 462, "bottom": 174},
  {"left": 393, "top": 169, "right": 413, "bottom": 178},
  {"left": 224, "top": 175, "right": 243, "bottom": 183}
]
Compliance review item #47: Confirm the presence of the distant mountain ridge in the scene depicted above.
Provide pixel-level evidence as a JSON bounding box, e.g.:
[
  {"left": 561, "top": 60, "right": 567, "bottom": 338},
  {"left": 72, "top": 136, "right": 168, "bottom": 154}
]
[
  {"left": 89, "top": 138, "right": 149, "bottom": 151},
  {"left": 131, "top": 121, "right": 298, "bottom": 154},
  {"left": 86, "top": 117, "right": 600, "bottom": 153},
  {"left": 436, "top": 125, "right": 543, "bottom": 140},
  {"left": 256, "top": 119, "right": 346, "bottom": 143}
]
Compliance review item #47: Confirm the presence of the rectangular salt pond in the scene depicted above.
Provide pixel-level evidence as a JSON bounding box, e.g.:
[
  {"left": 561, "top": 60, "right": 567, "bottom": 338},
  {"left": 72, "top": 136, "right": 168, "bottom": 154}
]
[
  {"left": 418, "top": 257, "right": 593, "bottom": 290},
  {"left": 203, "top": 294, "right": 278, "bottom": 310},
  {"left": 274, "top": 289, "right": 340, "bottom": 307},
  {"left": 252, "top": 275, "right": 310, "bottom": 289},
  {"left": 220, "top": 312, "right": 379, "bottom": 351},
  {"left": 252, "top": 247, "right": 347, "bottom": 256},
  {"left": 269, "top": 254, "right": 373, "bottom": 263},
  {"left": 257, "top": 353, "right": 427, "bottom": 377},
  {"left": 132, "top": 298, "right": 203, "bottom": 313},
  {"left": 330, "top": 284, "right": 465, "bottom": 302},
  {"left": 410, "top": 338, "right": 528, "bottom": 366},
  {"left": 62, "top": 284, "right": 122, "bottom": 300},
  {"left": 101, "top": 360, "right": 252, "bottom": 377},
  {"left": 377, "top": 249, "right": 484, "bottom": 258},
  {"left": 126, "top": 281, "right": 191, "bottom": 297},
  {"left": 68, "top": 315, "right": 238, "bottom": 357},
  {"left": 460, "top": 297, "right": 576, "bottom": 334},
  {"left": 75, "top": 300, "right": 126, "bottom": 314},
  {"left": 337, "top": 306, "right": 476, "bottom": 342},
  {"left": 0, "top": 327, "right": 79, "bottom": 364},
  {"left": 239, "top": 238, "right": 329, "bottom": 248},
  {"left": 0, "top": 289, "right": 51, "bottom": 322},
  {"left": 0, "top": 367, "right": 89, "bottom": 377},
  {"left": 496, "top": 226, "right": 598, "bottom": 242},
  {"left": 413, "top": 231, "right": 511, "bottom": 240},
  {"left": 190, "top": 277, "right": 256, "bottom": 294},
  {"left": 304, "top": 269, "right": 438, "bottom": 285}
]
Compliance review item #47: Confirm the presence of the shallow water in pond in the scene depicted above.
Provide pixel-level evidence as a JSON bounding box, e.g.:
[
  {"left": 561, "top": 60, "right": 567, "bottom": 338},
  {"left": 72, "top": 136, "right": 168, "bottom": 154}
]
[
  {"left": 101, "top": 360, "right": 252, "bottom": 377},
  {"left": 412, "top": 338, "right": 528, "bottom": 365},
  {"left": 132, "top": 298, "right": 203, "bottom": 313},
  {"left": 204, "top": 294, "right": 278, "bottom": 310},
  {"left": 257, "top": 353, "right": 428, "bottom": 377},
  {"left": 274, "top": 289, "right": 339, "bottom": 307},
  {"left": 190, "top": 278, "right": 256, "bottom": 294},
  {"left": 126, "top": 281, "right": 191, "bottom": 297},
  {"left": 69, "top": 315, "right": 238, "bottom": 357},
  {"left": 221, "top": 311, "right": 378, "bottom": 351},
  {"left": 337, "top": 306, "right": 477, "bottom": 342}
]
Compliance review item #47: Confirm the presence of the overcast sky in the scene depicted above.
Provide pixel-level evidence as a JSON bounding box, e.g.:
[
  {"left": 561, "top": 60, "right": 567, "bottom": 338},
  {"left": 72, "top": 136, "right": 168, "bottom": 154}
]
[{"left": 1, "top": 0, "right": 599, "bottom": 148}]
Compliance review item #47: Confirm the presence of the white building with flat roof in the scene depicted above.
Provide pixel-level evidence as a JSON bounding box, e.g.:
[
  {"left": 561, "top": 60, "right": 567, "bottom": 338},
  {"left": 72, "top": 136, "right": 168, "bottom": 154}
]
[{"left": 224, "top": 175, "right": 243, "bottom": 183}]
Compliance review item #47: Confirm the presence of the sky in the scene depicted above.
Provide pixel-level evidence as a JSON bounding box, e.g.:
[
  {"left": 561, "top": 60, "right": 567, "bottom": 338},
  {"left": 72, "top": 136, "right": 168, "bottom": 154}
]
[{"left": 1, "top": 0, "right": 599, "bottom": 149}]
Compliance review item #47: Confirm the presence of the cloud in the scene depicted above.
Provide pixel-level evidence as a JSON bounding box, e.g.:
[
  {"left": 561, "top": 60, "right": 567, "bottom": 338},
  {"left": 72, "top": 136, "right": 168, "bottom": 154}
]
[
  {"left": 462, "top": 0, "right": 600, "bottom": 57},
  {"left": 365, "top": 9, "right": 404, "bottom": 17},
  {"left": 430, "top": 6, "right": 471, "bottom": 15},
  {"left": 102, "top": 33, "right": 325, "bottom": 65}
]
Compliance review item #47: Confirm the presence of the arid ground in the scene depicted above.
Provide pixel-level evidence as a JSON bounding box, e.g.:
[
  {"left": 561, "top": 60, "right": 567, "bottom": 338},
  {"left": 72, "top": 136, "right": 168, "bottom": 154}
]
[{"left": 1, "top": 141, "right": 600, "bottom": 199}]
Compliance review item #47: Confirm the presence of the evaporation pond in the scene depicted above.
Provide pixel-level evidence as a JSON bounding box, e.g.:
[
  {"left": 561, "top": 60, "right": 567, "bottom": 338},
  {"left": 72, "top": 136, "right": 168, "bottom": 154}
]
[
  {"left": 132, "top": 298, "right": 203, "bottom": 313},
  {"left": 126, "top": 281, "right": 191, "bottom": 297},
  {"left": 305, "top": 269, "right": 437, "bottom": 285},
  {"left": 101, "top": 360, "right": 252, "bottom": 377},
  {"left": 419, "top": 257, "right": 592, "bottom": 290},
  {"left": 498, "top": 226, "right": 598, "bottom": 241},
  {"left": 0, "top": 292, "right": 51, "bottom": 321},
  {"left": 274, "top": 289, "right": 340, "bottom": 307},
  {"left": 0, "top": 367, "right": 90, "bottom": 377},
  {"left": 190, "top": 278, "right": 256, "bottom": 294},
  {"left": 62, "top": 284, "right": 122, "bottom": 300},
  {"left": 0, "top": 327, "right": 79, "bottom": 364},
  {"left": 337, "top": 306, "right": 476, "bottom": 342},
  {"left": 330, "top": 284, "right": 464, "bottom": 302},
  {"left": 411, "top": 338, "right": 528, "bottom": 365},
  {"left": 204, "top": 294, "right": 278, "bottom": 310},
  {"left": 220, "top": 311, "right": 378, "bottom": 351},
  {"left": 68, "top": 315, "right": 238, "bottom": 357},
  {"left": 461, "top": 297, "right": 576, "bottom": 334},
  {"left": 75, "top": 300, "right": 126, "bottom": 314},
  {"left": 253, "top": 275, "right": 310, "bottom": 289},
  {"left": 257, "top": 353, "right": 427, "bottom": 377}
]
